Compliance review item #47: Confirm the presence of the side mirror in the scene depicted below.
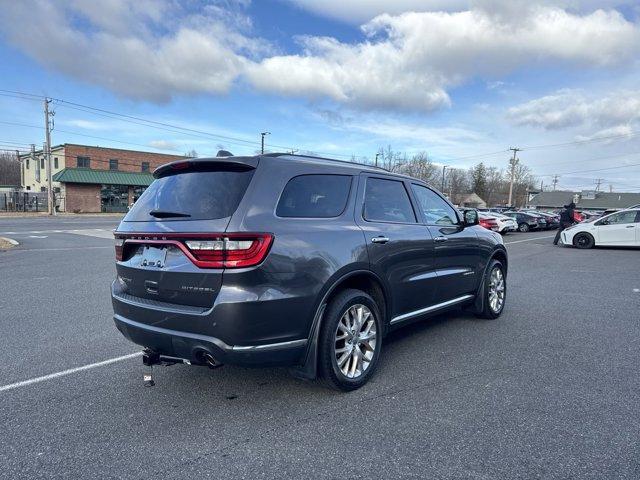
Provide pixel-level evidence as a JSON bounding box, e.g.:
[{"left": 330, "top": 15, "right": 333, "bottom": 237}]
[{"left": 463, "top": 209, "right": 479, "bottom": 227}]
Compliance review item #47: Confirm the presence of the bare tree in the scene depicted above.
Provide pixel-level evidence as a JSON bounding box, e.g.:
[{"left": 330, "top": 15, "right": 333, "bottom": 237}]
[
  {"left": 0, "top": 152, "right": 21, "bottom": 186},
  {"left": 484, "top": 166, "right": 505, "bottom": 206},
  {"left": 394, "top": 151, "right": 439, "bottom": 185},
  {"left": 445, "top": 168, "right": 470, "bottom": 198},
  {"left": 184, "top": 149, "right": 198, "bottom": 158}
]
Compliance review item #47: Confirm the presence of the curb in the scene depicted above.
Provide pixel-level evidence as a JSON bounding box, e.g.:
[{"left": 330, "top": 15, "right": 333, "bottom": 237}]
[{"left": 0, "top": 236, "right": 19, "bottom": 246}]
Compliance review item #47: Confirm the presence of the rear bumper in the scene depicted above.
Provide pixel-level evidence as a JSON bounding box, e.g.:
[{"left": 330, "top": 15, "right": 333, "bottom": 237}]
[
  {"left": 111, "top": 279, "right": 311, "bottom": 367},
  {"left": 114, "top": 314, "right": 307, "bottom": 367}
]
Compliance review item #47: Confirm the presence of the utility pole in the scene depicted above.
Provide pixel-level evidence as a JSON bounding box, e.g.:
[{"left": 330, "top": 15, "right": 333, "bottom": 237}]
[
  {"left": 540, "top": 180, "right": 544, "bottom": 192},
  {"left": 16, "top": 149, "right": 24, "bottom": 189},
  {"left": 595, "top": 178, "right": 604, "bottom": 192},
  {"left": 260, "top": 132, "right": 270, "bottom": 154},
  {"left": 507, "top": 147, "right": 521, "bottom": 207},
  {"left": 441, "top": 165, "right": 447, "bottom": 193},
  {"left": 609, "top": 184, "right": 613, "bottom": 193},
  {"left": 44, "top": 98, "right": 56, "bottom": 215},
  {"left": 375, "top": 152, "right": 381, "bottom": 167},
  {"left": 30, "top": 144, "right": 36, "bottom": 187},
  {"left": 552, "top": 175, "right": 559, "bottom": 191}
]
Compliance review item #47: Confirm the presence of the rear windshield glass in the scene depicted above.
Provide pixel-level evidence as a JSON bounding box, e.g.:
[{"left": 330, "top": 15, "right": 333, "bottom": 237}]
[
  {"left": 124, "top": 169, "right": 254, "bottom": 222},
  {"left": 276, "top": 174, "right": 352, "bottom": 218}
]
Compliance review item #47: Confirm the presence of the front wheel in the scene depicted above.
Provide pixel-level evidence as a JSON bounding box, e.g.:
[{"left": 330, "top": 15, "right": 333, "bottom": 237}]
[
  {"left": 518, "top": 223, "right": 530, "bottom": 233},
  {"left": 475, "top": 260, "right": 506, "bottom": 319},
  {"left": 573, "top": 233, "right": 595, "bottom": 249},
  {"left": 318, "top": 289, "right": 383, "bottom": 391}
]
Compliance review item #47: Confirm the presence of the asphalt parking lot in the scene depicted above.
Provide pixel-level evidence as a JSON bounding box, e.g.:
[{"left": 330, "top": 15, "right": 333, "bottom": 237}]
[{"left": 1, "top": 216, "right": 639, "bottom": 479}]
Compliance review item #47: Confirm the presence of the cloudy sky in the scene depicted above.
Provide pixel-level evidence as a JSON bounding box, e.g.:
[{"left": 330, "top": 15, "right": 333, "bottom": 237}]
[{"left": 1, "top": 0, "right": 640, "bottom": 191}]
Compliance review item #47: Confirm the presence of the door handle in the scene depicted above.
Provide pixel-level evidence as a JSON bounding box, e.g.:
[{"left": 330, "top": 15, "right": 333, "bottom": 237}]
[
  {"left": 625, "top": 225, "right": 635, "bottom": 228},
  {"left": 371, "top": 236, "right": 390, "bottom": 244},
  {"left": 434, "top": 236, "right": 448, "bottom": 242}
]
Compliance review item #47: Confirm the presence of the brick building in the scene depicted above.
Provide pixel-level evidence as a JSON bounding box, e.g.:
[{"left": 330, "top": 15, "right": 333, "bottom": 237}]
[{"left": 21, "top": 144, "right": 184, "bottom": 212}]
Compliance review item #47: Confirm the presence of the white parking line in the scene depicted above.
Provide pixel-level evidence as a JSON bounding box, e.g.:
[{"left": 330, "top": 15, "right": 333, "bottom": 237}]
[
  {"left": 505, "top": 235, "right": 556, "bottom": 245},
  {"left": 0, "top": 352, "right": 142, "bottom": 393},
  {"left": 9, "top": 246, "right": 113, "bottom": 252}
]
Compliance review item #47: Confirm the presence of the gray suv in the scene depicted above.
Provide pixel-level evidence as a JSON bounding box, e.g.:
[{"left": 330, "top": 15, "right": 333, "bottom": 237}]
[{"left": 112, "top": 153, "right": 507, "bottom": 390}]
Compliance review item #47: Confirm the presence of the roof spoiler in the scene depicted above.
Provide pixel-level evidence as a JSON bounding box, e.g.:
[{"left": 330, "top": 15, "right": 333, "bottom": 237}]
[{"left": 153, "top": 156, "right": 259, "bottom": 178}]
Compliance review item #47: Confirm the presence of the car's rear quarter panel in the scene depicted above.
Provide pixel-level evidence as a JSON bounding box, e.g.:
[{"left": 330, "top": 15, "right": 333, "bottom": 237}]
[{"left": 223, "top": 158, "right": 369, "bottom": 345}]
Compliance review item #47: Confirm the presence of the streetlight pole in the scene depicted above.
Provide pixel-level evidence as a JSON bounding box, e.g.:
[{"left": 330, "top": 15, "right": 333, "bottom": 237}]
[
  {"left": 375, "top": 153, "right": 381, "bottom": 167},
  {"left": 441, "top": 165, "right": 447, "bottom": 192},
  {"left": 260, "top": 132, "right": 270, "bottom": 154}
]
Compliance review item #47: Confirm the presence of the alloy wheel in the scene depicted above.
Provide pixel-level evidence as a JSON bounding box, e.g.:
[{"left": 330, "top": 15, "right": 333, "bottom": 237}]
[
  {"left": 488, "top": 267, "right": 505, "bottom": 313},
  {"left": 334, "top": 304, "right": 377, "bottom": 379}
]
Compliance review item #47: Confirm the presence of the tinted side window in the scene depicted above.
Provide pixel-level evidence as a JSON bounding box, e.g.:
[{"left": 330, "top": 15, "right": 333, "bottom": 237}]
[
  {"left": 276, "top": 174, "right": 352, "bottom": 218},
  {"left": 364, "top": 178, "right": 416, "bottom": 223},
  {"left": 410, "top": 184, "right": 458, "bottom": 225}
]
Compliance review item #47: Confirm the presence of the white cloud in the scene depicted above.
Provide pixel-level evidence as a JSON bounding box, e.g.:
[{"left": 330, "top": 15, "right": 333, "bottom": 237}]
[
  {"left": 247, "top": 6, "right": 640, "bottom": 112},
  {"left": 148, "top": 140, "right": 180, "bottom": 151},
  {"left": 347, "top": 119, "right": 486, "bottom": 146},
  {"left": 507, "top": 89, "right": 640, "bottom": 131},
  {"left": 285, "top": 0, "right": 468, "bottom": 23},
  {"left": 0, "top": 0, "right": 264, "bottom": 102},
  {"left": 64, "top": 119, "right": 113, "bottom": 130},
  {"left": 286, "top": 0, "right": 640, "bottom": 23},
  {"left": 1, "top": 1, "right": 639, "bottom": 112}
]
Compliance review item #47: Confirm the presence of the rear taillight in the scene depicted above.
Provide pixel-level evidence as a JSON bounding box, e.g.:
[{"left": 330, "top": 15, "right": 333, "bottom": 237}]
[
  {"left": 115, "top": 237, "right": 124, "bottom": 261},
  {"left": 114, "top": 233, "right": 273, "bottom": 269},
  {"left": 185, "top": 234, "right": 272, "bottom": 268},
  {"left": 479, "top": 218, "right": 498, "bottom": 230}
]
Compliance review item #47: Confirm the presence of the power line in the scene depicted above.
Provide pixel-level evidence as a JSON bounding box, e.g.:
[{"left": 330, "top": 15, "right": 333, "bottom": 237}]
[
  {"left": 0, "top": 89, "right": 364, "bottom": 160},
  {"left": 537, "top": 161, "right": 640, "bottom": 177}
]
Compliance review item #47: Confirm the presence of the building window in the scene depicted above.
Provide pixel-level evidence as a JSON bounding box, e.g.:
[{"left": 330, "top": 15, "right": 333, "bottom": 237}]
[
  {"left": 141, "top": 162, "right": 150, "bottom": 173},
  {"left": 77, "top": 156, "right": 90, "bottom": 168},
  {"left": 26, "top": 158, "right": 29, "bottom": 169},
  {"left": 109, "top": 159, "right": 119, "bottom": 170},
  {"left": 41, "top": 158, "right": 45, "bottom": 169},
  {"left": 41, "top": 186, "right": 47, "bottom": 192},
  {"left": 54, "top": 157, "right": 59, "bottom": 169},
  {"left": 26, "top": 186, "right": 31, "bottom": 191}
]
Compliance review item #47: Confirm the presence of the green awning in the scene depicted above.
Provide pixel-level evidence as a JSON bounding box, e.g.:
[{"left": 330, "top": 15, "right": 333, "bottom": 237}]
[{"left": 53, "top": 168, "right": 154, "bottom": 186}]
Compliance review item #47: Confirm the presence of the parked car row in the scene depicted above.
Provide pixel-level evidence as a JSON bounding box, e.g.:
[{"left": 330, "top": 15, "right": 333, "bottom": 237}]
[{"left": 465, "top": 208, "right": 561, "bottom": 233}]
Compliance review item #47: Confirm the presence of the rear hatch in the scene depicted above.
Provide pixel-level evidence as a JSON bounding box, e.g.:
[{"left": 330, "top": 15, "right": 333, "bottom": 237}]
[{"left": 113, "top": 158, "right": 262, "bottom": 308}]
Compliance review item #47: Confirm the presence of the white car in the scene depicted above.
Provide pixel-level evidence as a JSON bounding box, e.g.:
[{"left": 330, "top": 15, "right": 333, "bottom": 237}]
[
  {"left": 485, "top": 213, "right": 518, "bottom": 234},
  {"left": 562, "top": 208, "right": 640, "bottom": 248}
]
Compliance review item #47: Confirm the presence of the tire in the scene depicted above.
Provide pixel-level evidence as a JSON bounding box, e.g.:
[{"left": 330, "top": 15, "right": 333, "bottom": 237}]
[
  {"left": 318, "top": 289, "right": 383, "bottom": 391},
  {"left": 573, "top": 232, "right": 595, "bottom": 249},
  {"left": 475, "top": 259, "right": 506, "bottom": 320},
  {"left": 518, "top": 223, "right": 529, "bottom": 233}
]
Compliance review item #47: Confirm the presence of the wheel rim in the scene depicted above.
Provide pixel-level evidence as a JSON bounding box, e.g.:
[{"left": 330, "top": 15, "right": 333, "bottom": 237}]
[
  {"left": 520, "top": 224, "right": 528, "bottom": 232},
  {"left": 577, "top": 235, "right": 589, "bottom": 247},
  {"left": 334, "top": 304, "right": 377, "bottom": 379},
  {"left": 488, "top": 267, "right": 505, "bottom": 313}
]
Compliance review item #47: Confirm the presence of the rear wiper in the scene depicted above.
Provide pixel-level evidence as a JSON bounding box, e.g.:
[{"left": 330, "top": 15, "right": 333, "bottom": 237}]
[{"left": 149, "top": 210, "right": 191, "bottom": 218}]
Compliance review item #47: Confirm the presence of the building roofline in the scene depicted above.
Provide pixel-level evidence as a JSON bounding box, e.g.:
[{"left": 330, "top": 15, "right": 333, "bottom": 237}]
[{"left": 62, "top": 143, "right": 185, "bottom": 157}]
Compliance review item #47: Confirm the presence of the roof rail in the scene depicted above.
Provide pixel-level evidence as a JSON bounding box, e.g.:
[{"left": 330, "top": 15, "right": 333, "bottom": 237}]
[{"left": 263, "top": 152, "right": 390, "bottom": 172}]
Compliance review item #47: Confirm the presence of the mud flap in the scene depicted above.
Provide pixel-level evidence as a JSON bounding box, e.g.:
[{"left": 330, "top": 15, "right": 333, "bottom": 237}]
[{"left": 288, "top": 303, "right": 326, "bottom": 380}]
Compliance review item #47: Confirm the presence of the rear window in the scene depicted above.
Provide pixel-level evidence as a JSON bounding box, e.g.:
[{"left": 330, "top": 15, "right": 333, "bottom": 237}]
[
  {"left": 124, "top": 169, "right": 254, "bottom": 222},
  {"left": 276, "top": 174, "right": 352, "bottom": 218}
]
